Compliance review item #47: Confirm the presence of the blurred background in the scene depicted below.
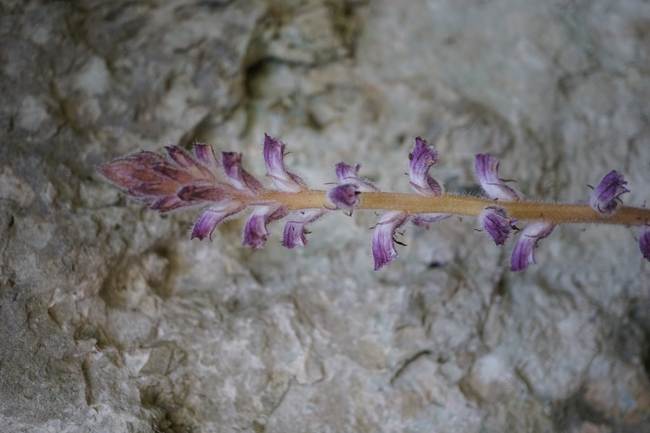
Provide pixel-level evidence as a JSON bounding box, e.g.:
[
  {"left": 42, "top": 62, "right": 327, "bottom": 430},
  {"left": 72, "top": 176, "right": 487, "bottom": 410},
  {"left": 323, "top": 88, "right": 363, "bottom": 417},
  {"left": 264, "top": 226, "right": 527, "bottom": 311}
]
[{"left": 1, "top": 0, "right": 650, "bottom": 431}]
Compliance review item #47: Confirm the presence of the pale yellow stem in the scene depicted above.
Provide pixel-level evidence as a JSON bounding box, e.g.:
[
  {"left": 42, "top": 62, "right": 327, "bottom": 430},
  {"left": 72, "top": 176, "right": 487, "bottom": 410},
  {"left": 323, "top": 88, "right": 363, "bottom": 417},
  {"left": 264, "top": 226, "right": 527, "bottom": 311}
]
[{"left": 257, "top": 190, "right": 650, "bottom": 227}]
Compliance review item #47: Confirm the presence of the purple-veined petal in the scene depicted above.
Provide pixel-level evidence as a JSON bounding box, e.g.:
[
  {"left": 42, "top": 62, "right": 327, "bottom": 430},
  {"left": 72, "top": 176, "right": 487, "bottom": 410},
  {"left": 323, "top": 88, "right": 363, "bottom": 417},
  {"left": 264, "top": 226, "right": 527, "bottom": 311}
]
[
  {"left": 264, "top": 134, "right": 305, "bottom": 193},
  {"left": 335, "top": 162, "right": 378, "bottom": 192},
  {"left": 509, "top": 221, "right": 555, "bottom": 272},
  {"left": 243, "top": 206, "right": 273, "bottom": 250},
  {"left": 640, "top": 226, "right": 650, "bottom": 262},
  {"left": 411, "top": 213, "right": 451, "bottom": 229},
  {"left": 222, "top": 151, "right": 264, "bottom": 193},
  {"left": 165, "top": 146, "right": 197, "bottom": 168},
  {"left": 189, "top": 142, "right": 220, "bottom": 179},
  {"left": 590, "top": 170, "right": 629, "bottom": 215},
  {"left": 281, "top": 209, "right": 325, "bottom": 249},
  {"left": 163, "top": 146, "right": 215, "bottom": 181},
  {"left": 409, "top": 137, "right": 443, "bottom": 197},
  {"left": 372, "top": 211, "right": 409, "bottom": 270},
  {"left": 193, "top": 142, "right": 220, "bottom": 169},
  {"left": 242, "top": 205, "right": 289, "bottom": 249},
  {"left": 327, "top": 184, "right": 360, "bottom": 209},
  {"left": 475, "top": 154, "right": 520, "bottom": 202},
  {"left": 479, "top": 206, "right": 517, "bottom": 246},
  {"left": 165, "top": 145, "right": 214, "bottom": 180},
  {"left": 191, "top": 201, "right": 245, "bottom": 241}
]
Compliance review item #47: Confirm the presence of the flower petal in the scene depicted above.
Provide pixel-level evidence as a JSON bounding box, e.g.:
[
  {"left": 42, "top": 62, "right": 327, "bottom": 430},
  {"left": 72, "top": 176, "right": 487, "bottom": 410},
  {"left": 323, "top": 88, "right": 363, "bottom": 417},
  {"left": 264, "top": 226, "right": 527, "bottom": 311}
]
[
  {"left": 372, "top": 211, "right": 409, "bottom": 270},
  {"left": 191, "top": 201, "right": 245, "bottom": 241},
  {"left": 411, "top": 213, "right": 451, "bottom": 229},
  {"left": 509, "top": 221, "right": 555, "bottom": 272},
  {"left": 281, "top": 209, "right": 325, "bottom": 249},
  {"left": 264, "top": 134, "right": 305, "bottom": 193},
  {"left": 243, "top": 206, "right": 272, "bottom": 250},
  {"left": 222, "top": 151, "right": 264, "bottom": 193},
  {"left": 475, "top": 154, "right": 520, "bottom": 202},
  {"left": 479, "top": 206, "right": 517, "bottom": 246},
  {"left": 590, "top": 170, "right": 629, "bottom": 215},
  {"left": 409, "top": 137, "right": 443, "bottom": 197},
  {"left": 242, "top": 205, "right": 289, "bottom": 249},
  {"left": 163, "top": 145, "right": 215, "bottom": 180},
  {"left": 165, "top": 146, "right": 197, "bottom": 169},
  {"left": 334, "top": 162, "right": 378, "bottom": 192},
  {"left": 640, "top": 226, "right": 650, "bottom": 262},
  {"left": 327, "top": 184, "right": 360, "bottom": 209},
  {"left": 193, "top": 142, "right": 220, "bottom": 169}
]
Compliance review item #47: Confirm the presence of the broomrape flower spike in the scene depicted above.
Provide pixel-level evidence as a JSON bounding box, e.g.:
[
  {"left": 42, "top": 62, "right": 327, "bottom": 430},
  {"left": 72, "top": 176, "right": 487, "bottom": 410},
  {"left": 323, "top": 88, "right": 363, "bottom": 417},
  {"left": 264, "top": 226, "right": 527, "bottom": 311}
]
[{"left": 97, "top": 135, "right": 650, "bottom": 272}]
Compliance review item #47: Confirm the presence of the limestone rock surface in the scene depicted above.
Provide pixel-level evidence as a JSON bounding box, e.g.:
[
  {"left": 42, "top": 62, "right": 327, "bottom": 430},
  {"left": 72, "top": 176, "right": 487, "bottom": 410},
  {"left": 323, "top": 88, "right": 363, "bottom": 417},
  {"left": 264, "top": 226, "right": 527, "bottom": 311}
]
[{"left": 1, "top": 1, "right": 650, "bottom": 432}]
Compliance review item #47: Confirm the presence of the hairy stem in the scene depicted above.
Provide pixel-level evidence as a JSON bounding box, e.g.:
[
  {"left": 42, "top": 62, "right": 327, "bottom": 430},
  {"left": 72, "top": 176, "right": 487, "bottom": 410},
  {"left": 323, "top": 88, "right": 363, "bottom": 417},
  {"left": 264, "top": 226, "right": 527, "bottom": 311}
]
[{"left": 259, "top": 190, "right": 650, "bottom": 226}]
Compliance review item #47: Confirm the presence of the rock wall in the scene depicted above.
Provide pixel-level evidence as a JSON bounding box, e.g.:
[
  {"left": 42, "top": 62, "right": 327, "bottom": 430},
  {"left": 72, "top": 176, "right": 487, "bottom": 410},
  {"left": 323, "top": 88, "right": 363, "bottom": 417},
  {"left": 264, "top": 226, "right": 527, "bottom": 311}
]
[{"left": 1, "top": 0, "right": 650, "bottom": 432}]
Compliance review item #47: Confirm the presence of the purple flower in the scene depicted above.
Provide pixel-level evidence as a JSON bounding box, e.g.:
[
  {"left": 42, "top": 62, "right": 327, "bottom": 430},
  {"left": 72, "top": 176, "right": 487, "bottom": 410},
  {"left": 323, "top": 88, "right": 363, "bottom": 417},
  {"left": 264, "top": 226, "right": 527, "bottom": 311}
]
[
  {"left": 264, "top": 134, "right": 306, "bottom": 193},
  {"left": 372, "top": 211, "right": 409, "bottom": 270},
  {"left": 163, "top": 145, "right": 217, "bottom": 182},
  {"left": 590, "top": 170, "right": 629, "bottom": 215},
  {"left": 475, "top": 154, "right": 520, "bottom": 202},
  {"left": 327, "top": 162, "right": 378, "bottom": 209},
  {"left": 640, "top": 226, "right": 650, "bottom": 262},
  {"left": 334, "top": 162, "right": 378, "bottom": 192},
  {"left": 509, "top": 221, "right": 555, "bottom": 272},
  {"left": 411, "top": 213, "right": 451, "bottom": 229},
  {"left": 222, "top": 152, "right": 264, "bottom": 194},
  {"left": 327, "top": 184, "right": 360, "bottom": 209},
  {"left": 409, "top": 137, "right": 443, "bottom": 197},
  {"left": 479, "top": 206, "right": 517, "bottom": 246},
  {"left": 282, "top": 209, "right": 325, "bottom": 249},
  {"left": 164, "top": 146, "right": 198, "bottom": 169},
  {"left": 193, "top": 142, "right": 220, "bottom": 170},
  {"left": 191, "top": 201, "right": 246, "bottom": 241},
  {"left": 242, "top": 205, "right": 289, "bottom": 249}
]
